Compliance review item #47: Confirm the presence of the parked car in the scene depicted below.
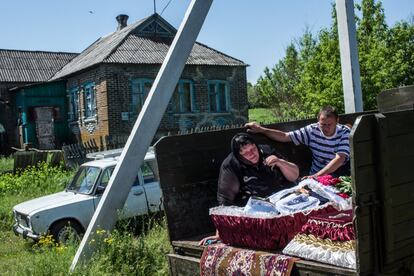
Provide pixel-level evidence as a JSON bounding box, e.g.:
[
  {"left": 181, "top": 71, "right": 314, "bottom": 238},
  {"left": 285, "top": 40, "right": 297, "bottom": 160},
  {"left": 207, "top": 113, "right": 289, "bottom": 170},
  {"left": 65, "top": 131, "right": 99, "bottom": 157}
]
[{"left": 12, "top": 148, "right": 162, "bottom": 243}]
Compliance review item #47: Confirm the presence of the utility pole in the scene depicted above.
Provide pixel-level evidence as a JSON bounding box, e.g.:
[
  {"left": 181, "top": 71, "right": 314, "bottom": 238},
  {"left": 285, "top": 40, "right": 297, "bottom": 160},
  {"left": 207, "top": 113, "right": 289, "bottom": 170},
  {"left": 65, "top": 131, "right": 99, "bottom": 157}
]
[
  {"left": 70, "top": 0, "right": 214, "bottom": 271},
  {"left": 336, "top": 0, "right": 363, "bottom": 113}
]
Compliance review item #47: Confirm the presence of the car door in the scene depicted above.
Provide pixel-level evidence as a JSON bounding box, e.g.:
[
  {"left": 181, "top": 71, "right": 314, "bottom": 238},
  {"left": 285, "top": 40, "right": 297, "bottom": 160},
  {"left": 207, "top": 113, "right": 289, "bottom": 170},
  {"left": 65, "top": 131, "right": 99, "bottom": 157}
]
[
  {"left": 141, "top": 160, "right": 163, "bottom": 213},
  {"left": 121, "top": 175, "right": 149, "bottom": 218},
  {"left": 93, "top": 166, "right": 148, "bottom": 219}
]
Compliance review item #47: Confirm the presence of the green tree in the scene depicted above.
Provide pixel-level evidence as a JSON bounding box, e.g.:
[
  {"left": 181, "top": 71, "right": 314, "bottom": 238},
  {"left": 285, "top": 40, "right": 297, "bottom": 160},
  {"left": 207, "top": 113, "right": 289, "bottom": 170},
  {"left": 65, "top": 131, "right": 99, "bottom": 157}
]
[
  {"left": 253, "top": 0, "right": 414, "bottom": 118},
  {"left": 356, "top": 0, "right": 389, "bottom": 110},
  {"left": 247, "top": 82, "right": 262, "bottom": 108}
]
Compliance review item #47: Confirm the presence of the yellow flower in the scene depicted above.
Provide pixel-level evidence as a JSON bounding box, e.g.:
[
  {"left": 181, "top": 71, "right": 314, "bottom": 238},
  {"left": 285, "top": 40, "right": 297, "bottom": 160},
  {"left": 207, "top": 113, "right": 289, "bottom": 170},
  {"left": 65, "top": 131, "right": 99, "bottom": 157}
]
[{"left": 104, "top": 237, "right": 113, "bottom": 245}]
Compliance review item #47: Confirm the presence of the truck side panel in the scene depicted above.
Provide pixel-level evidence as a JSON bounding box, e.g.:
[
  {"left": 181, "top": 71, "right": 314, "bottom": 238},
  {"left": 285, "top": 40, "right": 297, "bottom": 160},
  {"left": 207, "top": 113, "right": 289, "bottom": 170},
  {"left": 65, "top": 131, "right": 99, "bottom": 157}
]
[
  {"left": 374, "top": 111, "right": 414, "bottom": 273},
  {"left": 350, "top": 114, "right": 380, "bottom": 275}
]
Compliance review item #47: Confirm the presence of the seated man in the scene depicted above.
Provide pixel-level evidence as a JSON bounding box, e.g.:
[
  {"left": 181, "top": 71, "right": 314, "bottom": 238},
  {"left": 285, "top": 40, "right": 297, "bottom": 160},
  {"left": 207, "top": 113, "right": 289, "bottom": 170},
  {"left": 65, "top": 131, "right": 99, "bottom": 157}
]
[
  {"left": 218, "top": 132, "right": 300, "bottom": 207},
  {"left": 200, "top": 133, "right": 299, "bottom": 245}
]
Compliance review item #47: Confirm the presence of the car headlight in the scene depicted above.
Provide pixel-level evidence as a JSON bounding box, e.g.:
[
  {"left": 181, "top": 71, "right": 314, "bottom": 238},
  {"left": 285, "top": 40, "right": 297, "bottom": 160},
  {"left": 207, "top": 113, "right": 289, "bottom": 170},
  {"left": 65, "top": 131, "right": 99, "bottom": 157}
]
[
  {"left": 26, "top": 216, "right": 32, "bottom": 229},
  {"left": 14, "top": 211, "right": 30, "bottom": 228},
  {"left": 13, "top": 210, "right": 18, "bottom": 223}
]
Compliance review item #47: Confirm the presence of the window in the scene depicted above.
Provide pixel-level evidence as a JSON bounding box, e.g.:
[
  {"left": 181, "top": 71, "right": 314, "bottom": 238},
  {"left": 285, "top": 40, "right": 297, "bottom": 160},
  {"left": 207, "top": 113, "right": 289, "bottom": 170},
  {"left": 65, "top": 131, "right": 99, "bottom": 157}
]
[
  {"left": 172, "top": 80, "right": 195, "bottom": 113},
  {"left": 67, "top": 166, "right": 101, "bottom": 194},
  {"left": 141, "top": 161, "right": 159, "bottom": 184},
  {"left": 68, "top": 87, "right": 79, "bottom": 121},
  {"left": 99, "top": 167, "right": 114, "bottom": 189},
  {"left": 208, "top": 80, "right": 230, "bottom": 112},
  {"left": 83, "top": 82, "right": 96, "bottom": 119},
  {"left": 131, "top": 79, "right": 153, "bottom": 115}
]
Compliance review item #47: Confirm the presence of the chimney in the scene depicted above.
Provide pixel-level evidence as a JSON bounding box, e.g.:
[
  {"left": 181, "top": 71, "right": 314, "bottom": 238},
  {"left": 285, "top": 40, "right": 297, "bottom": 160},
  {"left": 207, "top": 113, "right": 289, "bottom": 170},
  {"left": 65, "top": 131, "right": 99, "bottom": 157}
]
[{"left": 116, "top": 14, "right": 129, "bottom": 31}]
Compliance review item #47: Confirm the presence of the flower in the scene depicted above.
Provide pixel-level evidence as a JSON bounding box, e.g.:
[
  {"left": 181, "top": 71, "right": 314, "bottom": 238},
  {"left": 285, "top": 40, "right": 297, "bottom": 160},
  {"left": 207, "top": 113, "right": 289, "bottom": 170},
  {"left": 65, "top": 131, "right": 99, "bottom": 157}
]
[{"left": 317, "top": 175, "right": 353, "bottom": 197}]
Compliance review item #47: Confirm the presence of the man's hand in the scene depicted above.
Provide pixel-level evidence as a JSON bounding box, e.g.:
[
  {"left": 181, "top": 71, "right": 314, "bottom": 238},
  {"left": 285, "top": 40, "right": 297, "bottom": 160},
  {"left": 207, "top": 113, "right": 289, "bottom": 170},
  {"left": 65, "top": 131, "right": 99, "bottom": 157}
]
[
  {"left": 245, "top": 122, "right": 263, "bottom": 133},
  {"left": 264, "top": 155, "right": 281, "bottom": 169},
  {"left": 198, "top": 234, "right": 221, "bottom": 246},
  {"left": 301, "top": 174, "right": 318, "bottom": 180}
]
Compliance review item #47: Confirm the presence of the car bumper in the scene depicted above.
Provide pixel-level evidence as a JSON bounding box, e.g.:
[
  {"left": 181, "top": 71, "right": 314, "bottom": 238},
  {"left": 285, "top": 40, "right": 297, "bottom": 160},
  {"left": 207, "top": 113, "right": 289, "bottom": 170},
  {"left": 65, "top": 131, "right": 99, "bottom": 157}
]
[{"left": 13, "top": 224, "right": 40, "bottom": 241}]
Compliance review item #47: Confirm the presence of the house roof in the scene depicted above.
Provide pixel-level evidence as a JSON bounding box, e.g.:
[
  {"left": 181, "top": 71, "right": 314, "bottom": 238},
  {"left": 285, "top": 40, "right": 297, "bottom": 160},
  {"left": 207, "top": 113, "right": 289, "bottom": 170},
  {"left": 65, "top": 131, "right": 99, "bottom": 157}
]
[
  {"left": 0, "top": 49, "right": 77, "bottom": 83},
  {"left": 51, "top": 14, "right": 247, "bottom": 80}
]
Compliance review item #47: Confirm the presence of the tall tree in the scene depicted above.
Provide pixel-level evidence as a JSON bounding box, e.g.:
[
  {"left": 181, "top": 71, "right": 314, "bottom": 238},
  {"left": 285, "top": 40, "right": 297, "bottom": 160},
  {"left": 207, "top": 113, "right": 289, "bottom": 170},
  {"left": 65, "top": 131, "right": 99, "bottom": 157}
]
[{"left": 253, "top": 0, "right": 414, "bottom": 119}]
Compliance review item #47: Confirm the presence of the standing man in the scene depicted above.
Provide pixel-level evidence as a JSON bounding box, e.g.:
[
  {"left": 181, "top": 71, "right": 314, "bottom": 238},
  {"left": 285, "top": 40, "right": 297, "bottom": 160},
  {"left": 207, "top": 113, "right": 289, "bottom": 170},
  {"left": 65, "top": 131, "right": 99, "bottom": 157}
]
[{"left": 245, "top": 106, "right": 351, "bottom": 178}]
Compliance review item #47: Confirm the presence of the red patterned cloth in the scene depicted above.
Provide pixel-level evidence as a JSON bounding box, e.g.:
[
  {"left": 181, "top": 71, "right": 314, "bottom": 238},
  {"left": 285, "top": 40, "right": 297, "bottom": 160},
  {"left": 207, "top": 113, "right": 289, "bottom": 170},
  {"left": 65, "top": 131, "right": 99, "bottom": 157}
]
[
  {"left": 210, "top": 204, "right": 336, "bottom": 249},
  {"left": 301, "top": 210, "right": 354, "bottom": 241},
  {"left": 200, "top": 243, "right": 297, "bottom": 276},
  {"left": 282, "top": 209, "right": 356, "bottom": 269}
]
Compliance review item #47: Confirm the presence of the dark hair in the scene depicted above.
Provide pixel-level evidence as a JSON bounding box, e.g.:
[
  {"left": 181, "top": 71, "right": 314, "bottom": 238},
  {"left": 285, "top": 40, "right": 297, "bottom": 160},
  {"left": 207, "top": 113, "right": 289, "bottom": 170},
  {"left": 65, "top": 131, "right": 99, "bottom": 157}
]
[
  {"left": 231, "top": 133, "right": 256, "bottom": 155},
  {"left": 230, "top": 133, "right": 259, "bottom": 164},
  {"left": 318, "top": 106, "right": 338, "bottom": 120}
]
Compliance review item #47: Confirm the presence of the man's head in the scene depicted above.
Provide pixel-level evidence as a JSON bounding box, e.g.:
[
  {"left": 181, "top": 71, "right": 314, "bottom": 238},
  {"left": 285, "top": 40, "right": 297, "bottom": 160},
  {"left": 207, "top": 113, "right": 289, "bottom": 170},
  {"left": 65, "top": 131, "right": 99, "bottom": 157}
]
[
  {"left": 231, "top": 133, "right": 260, "bottom": 165},
  {"left": 317, "top": 106, "right": 339, "bottom": 137}
]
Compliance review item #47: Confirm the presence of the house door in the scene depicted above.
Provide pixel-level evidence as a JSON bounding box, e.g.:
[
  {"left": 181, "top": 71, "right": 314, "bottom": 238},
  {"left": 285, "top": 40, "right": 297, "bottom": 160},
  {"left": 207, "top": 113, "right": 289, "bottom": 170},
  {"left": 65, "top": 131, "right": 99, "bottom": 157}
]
[{"left": 34, "top": 107, "right": 55, "bottom": 149}]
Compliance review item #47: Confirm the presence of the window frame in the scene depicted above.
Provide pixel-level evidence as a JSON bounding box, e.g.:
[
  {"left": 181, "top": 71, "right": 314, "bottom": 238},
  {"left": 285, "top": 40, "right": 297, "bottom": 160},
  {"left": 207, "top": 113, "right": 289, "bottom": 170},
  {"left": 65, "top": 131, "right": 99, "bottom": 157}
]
[
  {"left": 130, "top": 78, "right": 154, "bottom": 116},
  {"left": 68, "top": 86, "right": 79, "bottom": 122},
  {"left": 172, "top": 79, "right": 195, "bottom": 113},
  {"left": 83, "top": 82, "right": 97, "bottom": 120},
  {"left": 207, "top": 80, "right": 230, "bottom": 113}
]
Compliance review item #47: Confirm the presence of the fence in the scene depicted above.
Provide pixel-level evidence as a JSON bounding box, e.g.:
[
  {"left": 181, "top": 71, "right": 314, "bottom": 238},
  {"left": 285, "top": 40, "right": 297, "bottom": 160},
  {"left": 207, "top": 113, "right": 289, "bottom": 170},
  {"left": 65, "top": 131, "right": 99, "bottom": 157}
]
[
  {"left": 13, "top": 149, "right": 64, "bottom": 173},
  {"left": 62, "top": 135, "right": 129, "bottom": 168}
]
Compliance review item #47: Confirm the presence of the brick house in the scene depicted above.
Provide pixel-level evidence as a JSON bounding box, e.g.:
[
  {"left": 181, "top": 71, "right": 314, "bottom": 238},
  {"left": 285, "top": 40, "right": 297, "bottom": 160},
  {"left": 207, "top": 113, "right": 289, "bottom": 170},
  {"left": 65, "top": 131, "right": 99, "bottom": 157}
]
[
  {"left": 0, "top": 50, "right": 77, "bottom": 152},
  {"left": 50, "top": 13, "right": 248, "bottom": 143}
]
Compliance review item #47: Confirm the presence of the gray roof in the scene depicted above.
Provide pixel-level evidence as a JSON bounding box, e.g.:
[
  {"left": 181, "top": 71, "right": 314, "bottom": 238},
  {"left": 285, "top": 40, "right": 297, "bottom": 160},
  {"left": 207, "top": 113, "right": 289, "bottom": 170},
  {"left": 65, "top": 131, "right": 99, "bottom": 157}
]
[
  {"left": 0, "top": 49, "right": 77, "bottom": 82},
  {"left": 51, "top": 14, "right": 246, "bottom": 80}
]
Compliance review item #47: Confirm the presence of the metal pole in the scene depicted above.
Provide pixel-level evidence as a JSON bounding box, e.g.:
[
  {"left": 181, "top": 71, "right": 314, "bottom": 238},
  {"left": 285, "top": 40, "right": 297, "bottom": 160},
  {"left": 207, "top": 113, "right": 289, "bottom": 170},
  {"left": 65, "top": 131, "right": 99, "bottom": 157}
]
[
  {"left": 70, "top": 0, "right": 213, "bottom": 271},
  {"left": 336, "top": 0, "right": 363, "bottom": 113}
]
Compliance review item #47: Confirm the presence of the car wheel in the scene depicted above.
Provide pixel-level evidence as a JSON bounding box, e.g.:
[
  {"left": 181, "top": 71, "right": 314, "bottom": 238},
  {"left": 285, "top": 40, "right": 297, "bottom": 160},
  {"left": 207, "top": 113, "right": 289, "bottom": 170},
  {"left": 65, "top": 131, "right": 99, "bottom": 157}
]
[{"left": 50, "top": 220, "right": 83, "bottom": 244}]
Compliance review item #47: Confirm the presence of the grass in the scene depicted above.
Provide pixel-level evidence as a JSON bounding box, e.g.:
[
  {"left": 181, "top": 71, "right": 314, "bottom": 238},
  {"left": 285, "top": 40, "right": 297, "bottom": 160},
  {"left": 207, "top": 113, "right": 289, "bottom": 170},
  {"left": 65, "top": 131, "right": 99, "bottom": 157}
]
[
  {"left": 248, "top": 108, "right": 276, "bottom": 124},
  {"left": 0, "top": 156, "right": 13, "bottom": 173},
  {"left": 0, "top": 162, "right": 172, "bottom": 275}
]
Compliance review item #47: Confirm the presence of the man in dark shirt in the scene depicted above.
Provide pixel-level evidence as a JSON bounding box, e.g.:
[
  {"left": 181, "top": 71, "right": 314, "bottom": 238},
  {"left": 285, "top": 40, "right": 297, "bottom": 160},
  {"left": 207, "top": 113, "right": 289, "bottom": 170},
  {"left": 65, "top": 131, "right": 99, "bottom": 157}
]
[
  {"left": 217, "top": 133, "right": 299, "bottom": 206},
  {"left": 200, "top": 133, "right": 299, "bottom": 245}
]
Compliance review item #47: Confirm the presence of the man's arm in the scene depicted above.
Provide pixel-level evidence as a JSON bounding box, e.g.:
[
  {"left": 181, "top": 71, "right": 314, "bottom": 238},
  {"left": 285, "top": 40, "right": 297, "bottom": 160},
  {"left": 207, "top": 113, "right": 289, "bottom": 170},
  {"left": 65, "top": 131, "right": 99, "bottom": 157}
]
[
  {"left": 245, "top": 122, "right": 291, "bottom": 142},
  {"left": 217, "top": 164, "right": 240, "bottom": 206},
  {"left": 306, "top": 153, "right": 347, "bottom": 178},
  {"left": 264, "top": 155, "right": 299, "bottom": 181}
]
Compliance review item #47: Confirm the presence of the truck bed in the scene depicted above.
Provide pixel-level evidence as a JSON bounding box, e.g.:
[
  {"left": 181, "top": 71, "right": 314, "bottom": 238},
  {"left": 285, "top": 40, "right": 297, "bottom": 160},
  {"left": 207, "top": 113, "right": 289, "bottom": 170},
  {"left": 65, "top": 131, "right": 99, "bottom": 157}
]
[
  {"left": 169, "top": 236, "right": 357, "bottom": 276},
  {"left": 155, "top": 110, "right": 414, "bottom": 275}
]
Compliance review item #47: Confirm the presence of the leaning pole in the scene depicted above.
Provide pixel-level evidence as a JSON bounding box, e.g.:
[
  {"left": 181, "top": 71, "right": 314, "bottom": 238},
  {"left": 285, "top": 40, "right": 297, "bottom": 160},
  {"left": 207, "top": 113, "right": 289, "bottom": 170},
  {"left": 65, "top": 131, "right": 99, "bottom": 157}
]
[
  {"left": 336, "top": 0, "right": 363, "bottom": 113},
  {"left": 70, "top": 0, "right": 214, "bottom": 271}
]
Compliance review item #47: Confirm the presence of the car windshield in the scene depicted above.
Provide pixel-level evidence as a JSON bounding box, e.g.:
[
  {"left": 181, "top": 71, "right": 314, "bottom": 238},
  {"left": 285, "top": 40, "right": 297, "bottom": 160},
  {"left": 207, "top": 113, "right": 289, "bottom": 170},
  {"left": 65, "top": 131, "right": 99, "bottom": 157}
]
[{"left": 67, "top": 166, "right": 101, "bottom": 194}]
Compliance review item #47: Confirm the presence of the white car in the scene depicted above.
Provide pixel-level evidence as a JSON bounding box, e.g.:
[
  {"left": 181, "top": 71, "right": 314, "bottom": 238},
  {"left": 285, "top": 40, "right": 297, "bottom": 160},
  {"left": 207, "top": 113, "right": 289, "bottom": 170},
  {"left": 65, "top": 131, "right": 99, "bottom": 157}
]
[{"left": 12, "top": 148, "right": 163, "bottom": 243}]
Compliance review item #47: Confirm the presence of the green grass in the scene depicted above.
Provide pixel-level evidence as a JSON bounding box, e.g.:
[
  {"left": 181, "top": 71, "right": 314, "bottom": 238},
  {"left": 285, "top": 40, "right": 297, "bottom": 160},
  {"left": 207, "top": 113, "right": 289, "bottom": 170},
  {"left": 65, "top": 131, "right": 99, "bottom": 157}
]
[
  {"left": 248, "top": 108, "right": 276, "bottom": 124},
  {"left": 0, "top": 164, "right": 171, "bottom": 275},
  {"left": 0, "top": 156, "right": 13, "bottom": 173}
]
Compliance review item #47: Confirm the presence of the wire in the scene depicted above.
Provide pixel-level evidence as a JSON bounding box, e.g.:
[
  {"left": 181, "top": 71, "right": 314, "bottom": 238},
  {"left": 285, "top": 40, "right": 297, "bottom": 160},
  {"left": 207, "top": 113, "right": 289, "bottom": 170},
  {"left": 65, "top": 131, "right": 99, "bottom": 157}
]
[{"left": 160, "top": 0, "right": 172, "bottom": 15}]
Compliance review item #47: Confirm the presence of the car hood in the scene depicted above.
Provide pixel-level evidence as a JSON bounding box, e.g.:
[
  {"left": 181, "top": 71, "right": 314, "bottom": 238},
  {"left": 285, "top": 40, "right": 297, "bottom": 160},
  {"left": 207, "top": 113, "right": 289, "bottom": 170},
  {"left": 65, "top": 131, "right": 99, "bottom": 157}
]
[{"left": 13, "top": 191, "right": 94, "bottom": 215}]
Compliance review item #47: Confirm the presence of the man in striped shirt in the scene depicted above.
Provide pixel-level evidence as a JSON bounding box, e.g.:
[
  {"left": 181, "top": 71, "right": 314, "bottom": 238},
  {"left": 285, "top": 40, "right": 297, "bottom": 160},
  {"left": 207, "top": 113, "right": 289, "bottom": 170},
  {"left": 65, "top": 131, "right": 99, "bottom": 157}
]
[{"left": 245, "top": 106, "right": 350, "bottom": 178}]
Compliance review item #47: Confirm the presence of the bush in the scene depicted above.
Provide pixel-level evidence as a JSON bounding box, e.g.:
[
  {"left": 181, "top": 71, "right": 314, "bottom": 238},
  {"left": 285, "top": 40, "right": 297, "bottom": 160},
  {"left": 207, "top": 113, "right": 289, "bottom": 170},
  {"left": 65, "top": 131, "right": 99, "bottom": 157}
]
[
  {"left": 73, "top": 217, "right": 171, "bottom": 275},
  {"left": 0, "top": 163, "right": 74, "bottom": 232},
  {"left": 0, "top": 164, "right": 171, "bottom": 275}
]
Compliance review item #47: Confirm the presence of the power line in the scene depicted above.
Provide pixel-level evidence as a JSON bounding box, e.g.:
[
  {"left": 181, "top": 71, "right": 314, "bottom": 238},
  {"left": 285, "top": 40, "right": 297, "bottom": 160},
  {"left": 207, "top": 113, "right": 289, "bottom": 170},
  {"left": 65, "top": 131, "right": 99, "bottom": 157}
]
[{"left": 161, "top": 0, "right": 173, "bottom": 15}]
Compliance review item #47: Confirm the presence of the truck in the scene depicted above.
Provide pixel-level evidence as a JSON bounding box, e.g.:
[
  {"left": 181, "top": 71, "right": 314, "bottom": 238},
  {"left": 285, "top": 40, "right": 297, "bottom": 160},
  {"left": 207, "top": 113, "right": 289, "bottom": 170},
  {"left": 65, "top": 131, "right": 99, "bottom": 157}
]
[
  {"left": 12, "top": 147, "right": 163, "bottom": 244},
  {"left": 154, "top": 108, "right": 414, "bottom": 275}
]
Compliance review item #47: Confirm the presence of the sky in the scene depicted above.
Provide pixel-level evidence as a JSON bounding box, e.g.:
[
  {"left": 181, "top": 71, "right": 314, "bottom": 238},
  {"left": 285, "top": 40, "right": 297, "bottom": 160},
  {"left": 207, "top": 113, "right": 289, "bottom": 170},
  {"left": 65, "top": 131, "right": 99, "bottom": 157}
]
[{"left": 1, "top": 0, "right": 413, "bottom": 84}]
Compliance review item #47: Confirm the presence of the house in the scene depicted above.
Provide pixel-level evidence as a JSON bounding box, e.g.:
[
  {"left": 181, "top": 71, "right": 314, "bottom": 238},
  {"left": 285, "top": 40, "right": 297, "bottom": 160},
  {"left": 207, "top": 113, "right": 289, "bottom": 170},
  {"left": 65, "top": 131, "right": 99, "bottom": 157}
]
[
  {"left": 50, "top": 13, "right": 248, "bottom": 144},
  {"left": 0, "top": 13, "right": 248, "bottom": 151},
  {"left": 0, "top": 49, "right": 77, "bottom": 152}
]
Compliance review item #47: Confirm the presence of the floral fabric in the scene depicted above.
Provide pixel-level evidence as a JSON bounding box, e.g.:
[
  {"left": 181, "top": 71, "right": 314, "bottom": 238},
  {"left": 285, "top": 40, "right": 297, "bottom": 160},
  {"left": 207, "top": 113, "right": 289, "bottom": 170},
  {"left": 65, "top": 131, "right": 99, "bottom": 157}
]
[{"left": 200, "top": 243, "right": 297, "bottom": 276}]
